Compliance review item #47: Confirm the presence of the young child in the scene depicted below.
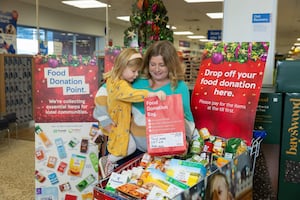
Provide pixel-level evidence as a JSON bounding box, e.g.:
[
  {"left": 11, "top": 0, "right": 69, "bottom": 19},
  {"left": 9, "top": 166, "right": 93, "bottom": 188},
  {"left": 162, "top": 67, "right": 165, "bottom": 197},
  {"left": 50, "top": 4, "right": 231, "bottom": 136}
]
[
  {"left": 95, "top": 48, "right": 166, "bottom": 178},
  {"left": 205, "top": 172, "right": 234, "bottom": 200}
]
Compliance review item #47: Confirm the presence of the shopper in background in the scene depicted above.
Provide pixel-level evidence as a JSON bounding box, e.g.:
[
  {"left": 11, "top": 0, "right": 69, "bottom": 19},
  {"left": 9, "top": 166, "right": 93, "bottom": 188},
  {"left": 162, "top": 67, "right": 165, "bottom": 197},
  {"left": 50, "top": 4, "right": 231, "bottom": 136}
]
[
  {"left": 94, "top": 40, "right": 196, "bottom": 171},
  {"left": 94, "top": 48, "right": 166, "bottom": 178}
]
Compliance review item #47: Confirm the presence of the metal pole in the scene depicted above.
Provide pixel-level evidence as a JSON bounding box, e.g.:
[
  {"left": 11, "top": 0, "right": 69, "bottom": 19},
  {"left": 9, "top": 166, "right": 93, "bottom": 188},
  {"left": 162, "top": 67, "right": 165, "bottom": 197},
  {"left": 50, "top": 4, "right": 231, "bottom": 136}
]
[
  {"left": 105, "top": 4, "right": 109, "bottom": 46},
  {"left": 36, "top": 0, "right": 40, "bottom": 54}
]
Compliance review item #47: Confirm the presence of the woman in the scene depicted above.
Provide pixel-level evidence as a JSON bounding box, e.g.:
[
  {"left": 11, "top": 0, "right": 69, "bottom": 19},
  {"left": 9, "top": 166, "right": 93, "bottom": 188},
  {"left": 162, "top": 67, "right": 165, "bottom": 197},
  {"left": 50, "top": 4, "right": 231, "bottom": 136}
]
[
  {"left": 130, "top": 40, "right": 196, "bottom": 152},
  {"left": 94, "top": 40, "right": 196, "bottom": 154}
]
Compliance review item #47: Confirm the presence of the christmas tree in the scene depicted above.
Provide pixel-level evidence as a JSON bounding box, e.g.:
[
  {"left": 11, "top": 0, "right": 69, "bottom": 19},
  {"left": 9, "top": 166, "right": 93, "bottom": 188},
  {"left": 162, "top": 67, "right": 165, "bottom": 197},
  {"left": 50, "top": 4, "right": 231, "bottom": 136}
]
[{"left": 124, "top": 0, "right": 174, "bottom": 49}]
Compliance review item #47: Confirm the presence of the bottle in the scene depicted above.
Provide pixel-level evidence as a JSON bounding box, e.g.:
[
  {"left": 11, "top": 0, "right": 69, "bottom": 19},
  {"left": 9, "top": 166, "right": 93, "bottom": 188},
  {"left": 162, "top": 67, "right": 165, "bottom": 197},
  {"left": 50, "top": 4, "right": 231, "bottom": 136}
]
[
  {"left": 55, "top": 138, "right": 67, "bottom": 159},
  {"left": 35, "top": 125, "right": 52, "bottom": 147},
  {"left": 89, "top": 152, "right": 98, "bottom": 172},
  {"left": 35, "top": 170, "right": 46, "bottom": 183}
]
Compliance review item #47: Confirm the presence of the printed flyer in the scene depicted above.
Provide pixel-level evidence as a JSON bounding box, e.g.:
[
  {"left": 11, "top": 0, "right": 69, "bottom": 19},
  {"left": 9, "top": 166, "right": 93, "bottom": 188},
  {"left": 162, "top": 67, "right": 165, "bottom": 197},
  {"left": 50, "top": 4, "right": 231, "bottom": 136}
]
[
  {"left": 35, "top": 122, "right": 99, "bottom": 200},
  {"left": 34, "top": 55, "right": 98, "bottom": 122},
  {"left": 191, "top": 42, "right": 269, "bottom": 145},
  {"left": 0, "top": 10, "right": 18, "bottom": 54}
]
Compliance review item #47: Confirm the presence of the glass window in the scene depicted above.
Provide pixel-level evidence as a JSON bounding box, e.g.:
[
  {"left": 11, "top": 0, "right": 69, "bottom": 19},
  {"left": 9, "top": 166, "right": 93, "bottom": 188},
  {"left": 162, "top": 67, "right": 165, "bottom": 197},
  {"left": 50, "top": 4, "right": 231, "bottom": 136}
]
[{"left": 16, "top": 25, "right": 96, "bottom": 56}]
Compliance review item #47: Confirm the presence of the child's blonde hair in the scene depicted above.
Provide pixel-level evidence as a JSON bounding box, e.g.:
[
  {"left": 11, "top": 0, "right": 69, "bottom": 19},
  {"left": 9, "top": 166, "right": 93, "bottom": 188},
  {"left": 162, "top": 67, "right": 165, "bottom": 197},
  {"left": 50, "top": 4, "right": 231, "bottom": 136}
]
[
  {"left": 103, "top": 48, "right": 142, "bottom": 81},
  {"left": 205, "top": 172, "right": 233, "bottom": 200}
]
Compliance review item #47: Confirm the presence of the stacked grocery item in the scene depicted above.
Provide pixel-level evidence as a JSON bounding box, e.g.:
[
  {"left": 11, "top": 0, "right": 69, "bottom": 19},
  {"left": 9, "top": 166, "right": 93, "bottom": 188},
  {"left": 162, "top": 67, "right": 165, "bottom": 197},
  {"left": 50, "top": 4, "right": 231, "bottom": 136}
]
[{"left": 94, "top": 128, "right": 253, "bottom": 200}]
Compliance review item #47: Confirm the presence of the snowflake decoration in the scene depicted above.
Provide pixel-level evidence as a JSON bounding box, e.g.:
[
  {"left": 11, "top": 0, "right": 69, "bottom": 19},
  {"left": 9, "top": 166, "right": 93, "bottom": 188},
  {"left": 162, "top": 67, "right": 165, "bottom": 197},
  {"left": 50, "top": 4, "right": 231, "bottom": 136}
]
[
  {"left": 127, "top": 30, "right": 136, "bottom": 39},
  {"left": 155, "top": 14, "right": 160, "bottom": 22}
]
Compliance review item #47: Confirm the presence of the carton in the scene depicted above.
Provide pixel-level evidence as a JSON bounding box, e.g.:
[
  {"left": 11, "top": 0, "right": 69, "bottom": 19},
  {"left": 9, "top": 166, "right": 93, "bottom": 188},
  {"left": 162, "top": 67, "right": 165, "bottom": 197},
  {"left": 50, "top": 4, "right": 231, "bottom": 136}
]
[
  {"left": 255, "top": 91, "right": 283, "bottom": 144},
  {"left": 278, "top": 93, "right": 300, "bottom": 199},
  {"left": 275, "top": 60, "right": 300, "bottom": 92}
]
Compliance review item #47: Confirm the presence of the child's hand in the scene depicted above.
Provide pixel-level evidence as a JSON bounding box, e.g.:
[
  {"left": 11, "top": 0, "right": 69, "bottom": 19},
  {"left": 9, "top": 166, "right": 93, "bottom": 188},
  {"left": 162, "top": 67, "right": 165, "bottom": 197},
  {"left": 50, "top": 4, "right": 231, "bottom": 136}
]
[
  {"left": 155, "top": 90, "right": 166, "bottom": 101},
  {"left": 103, "top": 121, "right": 116, "bottom": 133}
]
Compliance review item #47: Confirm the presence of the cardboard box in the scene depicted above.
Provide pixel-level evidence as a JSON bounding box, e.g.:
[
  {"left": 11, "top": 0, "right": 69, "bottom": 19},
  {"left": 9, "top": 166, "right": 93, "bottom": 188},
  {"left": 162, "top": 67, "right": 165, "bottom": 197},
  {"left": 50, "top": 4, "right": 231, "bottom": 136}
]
[
  {"left": 278, "top": 93, "right": 300, "bottom": 199},
  {"left": 254, "top": 91, "right": 283, "bottom": 144},
  {"left": 275, "top": 60, "right": 300, "bottom": 92},
  {"left": 174, "top": 151, "right": 253, "bottom": 200},
  {"left": 93, "top": 150, "right": 254, "bottom": 200}
]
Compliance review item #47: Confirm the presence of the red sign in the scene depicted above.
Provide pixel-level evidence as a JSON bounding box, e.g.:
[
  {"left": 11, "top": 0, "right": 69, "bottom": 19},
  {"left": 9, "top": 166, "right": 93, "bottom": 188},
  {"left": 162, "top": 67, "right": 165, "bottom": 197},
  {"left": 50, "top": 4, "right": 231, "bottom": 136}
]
[
  {"left": 33, "top": 55, "right": 98, "bottom": 122},
  {"left": 104, "top": 47, "right": 121, "bottom": 72},
  {"left": 191, "top": 42, "right": 269, "bottom": 145},
  {"left": 145, "top": 94, "right": 187, "bottom": 156}
]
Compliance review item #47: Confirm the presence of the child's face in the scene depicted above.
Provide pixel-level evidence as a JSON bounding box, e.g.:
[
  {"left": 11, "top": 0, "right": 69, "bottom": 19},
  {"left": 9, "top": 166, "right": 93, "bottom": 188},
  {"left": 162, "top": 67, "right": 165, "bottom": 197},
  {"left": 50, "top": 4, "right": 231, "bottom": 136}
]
[
  {"left": 121, "top": 66, "right": 139, "bottom": 82},
  {"left": 212, "top": 177, "right": 229, "bottom": 200}
]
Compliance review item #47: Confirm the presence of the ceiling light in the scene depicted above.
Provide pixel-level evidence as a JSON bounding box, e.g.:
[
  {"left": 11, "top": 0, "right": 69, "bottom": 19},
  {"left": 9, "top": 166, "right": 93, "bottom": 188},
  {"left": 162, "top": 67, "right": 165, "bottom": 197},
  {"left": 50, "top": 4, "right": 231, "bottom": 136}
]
[
  {"left": 187, "top": 35, "right": 206, "bottom": 39},
  {"left": 184, "top": 0, "right": 223, "bottom": 3},
  {"left": 294, "top": 43, "right": 300, "bottom": 46},
  {"left": 117, "top": 16, "right": 130, "bottom": 22},
  {"left": 297, "top": 38, "right": 300, "bottom": 41},
  {"left": 206, "top": 12, "right": 223, "bottom": 19},
  {"left": 174, "top": 31, "right": 194, "bottom": 35},
  {"left": 62, "top": 0, "right": 109, "bottom": 9},
  {"left": 199, "top": 38, "right": 215, "bottom": 42},
  {"left": 166, "top": 25, "right": 177, "bottom": 30}
]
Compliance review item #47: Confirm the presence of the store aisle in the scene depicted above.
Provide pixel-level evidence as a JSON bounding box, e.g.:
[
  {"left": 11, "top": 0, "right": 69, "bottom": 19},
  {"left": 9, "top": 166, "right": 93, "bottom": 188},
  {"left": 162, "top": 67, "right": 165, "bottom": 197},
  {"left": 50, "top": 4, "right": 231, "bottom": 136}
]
[{"left": 0, "top": 139, "right": 34, "bottom": 200}]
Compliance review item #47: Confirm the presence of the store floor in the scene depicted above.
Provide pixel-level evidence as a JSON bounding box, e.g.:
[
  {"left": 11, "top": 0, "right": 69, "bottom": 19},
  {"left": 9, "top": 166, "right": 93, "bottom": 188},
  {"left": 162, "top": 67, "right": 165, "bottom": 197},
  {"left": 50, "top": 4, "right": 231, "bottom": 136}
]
[
  {"left": 0, "top": 127, "right": 277, "bottom": 200},
  {"left": 0, "top": 139, "right": 34, "bottom": 199}
]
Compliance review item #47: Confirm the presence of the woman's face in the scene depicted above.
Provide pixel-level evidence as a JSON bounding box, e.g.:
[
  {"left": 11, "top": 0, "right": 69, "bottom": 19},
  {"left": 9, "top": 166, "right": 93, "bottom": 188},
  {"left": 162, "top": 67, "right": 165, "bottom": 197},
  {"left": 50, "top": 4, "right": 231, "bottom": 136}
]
[{"left": 148, "top": 55, "right": 169, "bottom": 82}]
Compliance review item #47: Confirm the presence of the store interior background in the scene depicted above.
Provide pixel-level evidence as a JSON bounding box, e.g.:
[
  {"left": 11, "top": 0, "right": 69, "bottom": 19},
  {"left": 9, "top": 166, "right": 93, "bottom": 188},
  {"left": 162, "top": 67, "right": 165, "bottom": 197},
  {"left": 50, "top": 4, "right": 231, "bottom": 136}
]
[
  {"left": 3, "top": 0, "right": 300, "bottom": 57},
  {"left": 1, "top": 0, "right": 299, "bottom": 199}
]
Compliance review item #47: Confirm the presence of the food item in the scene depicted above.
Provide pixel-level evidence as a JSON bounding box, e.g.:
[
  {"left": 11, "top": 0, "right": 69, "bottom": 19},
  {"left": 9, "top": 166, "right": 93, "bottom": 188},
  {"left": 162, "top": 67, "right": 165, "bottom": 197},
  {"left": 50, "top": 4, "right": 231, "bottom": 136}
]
[
  {"left": 35, "top": 147, "right": 45, "bottom": 161},
  {"left": 117, "top": 183, "right": 150, "bottom": 199},
  {"left": 55, "top": 137, "right": 67, "bottom": 159},
  {"left": 48, "top": 172, "right": 59, "bottom": 185},
  {"left": 89, "top": 124, "right": 99, "bottom": 137},
  {"left": 47, "top": 156, "right": 57, "bottom": 168},
  {"left": 199, "top": 128, "right": 210, "bottom": 140},
  {"left": 68, "top": 154, "right": 86, "bottom": 176},
  {"left": 68, "top": 137, "right": 79, "bottom": 148},
  {"left": 165, "top": 158, "right": 207, "bottom": 187},
  {"left": 89, "top": 152, "right": 98, "bottom": 173},
  {"left": 35, "top": 125, "right": 52, "bottom": 147},
  {"left": 59, "top": 182, "right": 71, "bottom": 192},
  {"left": 80, "top": 138, "right": 89, "bottom": 153},
  {"left": 140, "top": 153, "right": 153, "bottom": 168},
  {"left": 57, "top": 161, "right": 67, "bottom": 173},
  {"left": 35, "top": 170, "right": 46, "bottom": 183},
  {"left": 76, "top": 174, "right": 96, "bottom": 192}
]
